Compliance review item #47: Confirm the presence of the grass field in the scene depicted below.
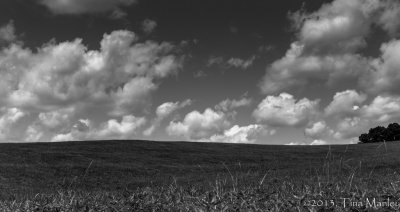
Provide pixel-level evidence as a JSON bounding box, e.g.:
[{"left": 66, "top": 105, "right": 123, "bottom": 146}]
[{"left": 0, "top": 140, "right": 400, "bottom": 211}]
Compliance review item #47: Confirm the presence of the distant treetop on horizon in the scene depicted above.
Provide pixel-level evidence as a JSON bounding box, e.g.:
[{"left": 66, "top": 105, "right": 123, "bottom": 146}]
[{"left": 359, "top": 123, "right": 400, "bottom": 144}]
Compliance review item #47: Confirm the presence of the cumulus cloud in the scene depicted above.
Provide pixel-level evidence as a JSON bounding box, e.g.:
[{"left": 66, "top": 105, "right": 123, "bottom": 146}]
[
  {"left": 52, "top": 115, "right": 146, "bottom": 142},
  {"left": 253, "top": 93, "right": 319, "bottom": 127},
  {"left": 285, "top": 142, "right": 307, "bottom": 145},
  {"left": 375, "top": 1, "right": 400, "bottom": 36},
  {"left": 0, "top": 21, "right": 16, "bottom": 45},
  {"left": 285, "top": 140, "right": 328, "bottom": 145},
  {"left": 260, "top": 42, "right": 370, "bottom": 94},
  {"left": 362, "top": 40, "right": 400, "bottom": 94},
  {"left": 38, "top": 0, "right": 136, "bottom": 16},
  {"left": 324, "top": 90, "right": 367, "bottom": 116},
  {"left": 142, "top": 19, "right": 157, "bottom": 34},
  {"left": 260, "top": 0, "right": 400, "bottom": 95},
  {"left": 0, "top": 24, "right": 182, "bottom": 142},
  {"left": 310, "top": 139, "right": 328, "bottom": 145},
  {"left": 290, "top": 0, "right": 374, "bottom": 54},
  {"left": 305, "top": 121, "right": 333, "bottom": 140},
  {"left": 166, "top": 108, "right": 230, "bottom": 140},
  {"left": 361, "top": 95, "right": 400, "bottom": 122},
  {"left": 215, "top": 97, "right": 252, "bottom": 112},
  {"left": 143, "top": 99, "right": 192, "bottom": 136},
  {"left": 322, "top": 92, "right": 400, "bottom": 141},
  {"left": 0, "top": 30, "right": 180, "bottom": 112},
  {"left": 201, "top": 124, "right": 266, "bottom": 143},
  {"left": 0, "top": 108, "right": 25, "bottom": 141}
]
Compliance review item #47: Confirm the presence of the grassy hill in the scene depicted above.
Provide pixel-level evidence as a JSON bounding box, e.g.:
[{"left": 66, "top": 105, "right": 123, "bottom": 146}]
[{"left": 1, "top": 140, "right": 400, "bottom": 211}]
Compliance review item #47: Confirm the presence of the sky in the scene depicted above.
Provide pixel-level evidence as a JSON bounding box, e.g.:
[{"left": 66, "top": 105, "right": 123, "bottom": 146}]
[{"left": 0, "top": 0, "right": 400, "bottom": 145}]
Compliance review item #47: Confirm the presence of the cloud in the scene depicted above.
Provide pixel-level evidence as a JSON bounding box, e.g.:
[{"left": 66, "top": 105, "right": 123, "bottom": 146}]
[
  {"left": 291, "top": 0, "right": 371, "bottom": 54},
  {"left": 207, "top": 56, "right": 224, "bottom": 67},
  {"left": 207, "top": 55, "right": 256, "bottom": 69},
  {"left": 324, "top": 90, "right": 367, "bottom": 116},
  {"left": 0, "top": 108, "right": 25, "bottom": 141},
  {"left": 260, "top": 0, "right": 400, "bottom": 95},
  {"left": 0, "top": 30, "right": 180, "bottom": 113},
  {"left": 226, "top": 56, "right": 256, "bottom": 69},
  {"left": 166, "top": 108, "right": 231, "bottom": 140},
  {"left": 143, "top": 99, "right": 192, "bottom": 136},
  {"left": 305, "top": 121, "right": 333, "bottom": 140},
  {"left": 0, "top": 21, "right": 16, "bottom": 45},
  {"left": 95, "top": 115, "right": 146, "bottom": 139},
  {"left": 285, "top": 140, "right": 328, "bottom": 145},
  {"left": 37, "top": 108, "right": 76, "bottom": 132},
  {"left": 253, "top": 93, "right": 319, "bottom": 127},
  {"left": 323, "top": 92, "right": 400, "bottom": 140},
  {"left": 260, "top": 42, "right": 370, "bottom": 94},
  {"left": 142, "top": 19, "right": 157, "bottom": 34},
  {"left": 310, "top": 139, "right": 328, "bottom": 145},
  {"left": 201, "top": 124, "right": 266, "bottom": 143},
  {"left": 25, "top": 125, "right": 45, "bottom": 142},
  {"left": 52, "top": 115, "right": 146, "bottom": 142},
  {"left": 0, "top": 24, "right": 182, "bottom": 142},
  {"left": 374, "top": 1, "right": 400, "bottom": 36},
  {"left": 38, "top": 0, "right": 136, "bottom": 16},
  {"left": 361, "top": 95, "right": 400, "bottom": 122},
  {"left": 361, "top": 40, "right": 400, "bottom": 94},
  {"left": 215, "top": 97, "right": 252, "bottom": 112},
  {"left": 285, "top": 142, "right": 307, "bottom": 145}
]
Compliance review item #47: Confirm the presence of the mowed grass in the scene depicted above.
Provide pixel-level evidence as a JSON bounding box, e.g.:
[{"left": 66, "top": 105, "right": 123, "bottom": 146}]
[{"left": 0, "top": 140, "right": 400, "bottom": 211}]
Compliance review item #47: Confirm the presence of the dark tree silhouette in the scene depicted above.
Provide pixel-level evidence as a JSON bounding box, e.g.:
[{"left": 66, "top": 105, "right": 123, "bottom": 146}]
[
  {"left": 358, "top": 123, "right": 400, "bottom": 144},
  {"left": 387, "top": 123, "right": 400, "bottom": 141}
]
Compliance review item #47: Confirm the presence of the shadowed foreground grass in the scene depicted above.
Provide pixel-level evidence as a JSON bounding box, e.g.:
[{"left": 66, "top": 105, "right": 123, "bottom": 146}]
[{"left": 0, "top": 140, "right": 400, "bottom": 211}]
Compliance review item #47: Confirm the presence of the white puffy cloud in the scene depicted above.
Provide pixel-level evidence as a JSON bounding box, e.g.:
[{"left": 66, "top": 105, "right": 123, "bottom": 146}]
[
  {"left": 323, "top": 93, "right": 400, "bottom": 140},
  {"left": 142, "top": 19, "right": 157, "bottom": 34},
  {"left": 96, "top": 115, "right": 146, "bottom": 139},
  {"left": 215, "top": 97, "right": 252, "bottom": 112},
  {"left": 143, "top": 99, "right": 192, "bottom": 136},
  {"left": 324, "top": 90, "right": 367, "bottom": 116},
  {"left": 305, "top": 121, "right": 333, "bottom": 140},
  {"left": 0, "top": 25, "right": 182, "bottom": 142},
  {"left": 166, "top": 108, "right": 231, "bottom": 140},
  {"left": 291, "top": 0, "right": 400, "bottom": 53},
  {"left": 156, "top": 100, "right": 192, "bottom": 118},
  {"left": 38, "top": 108, "right": 76, "bottom": 131},
  {"left": 0, "top": 108, "right": 25, "bottom": 141},
  {"left": 25, "top": 125, "right": 45, "bottom": 143},
  {"left": 292, "top": 0, "right": 371, "bottom": 54},
  {"left": 361, "top": 95, "right": 400, "bottom": 122},
  {"left": 285, "top": 142, "right": 307, "bottom": 145},
  {"left": 52, "top": 115, "right": 146, "bottom": 142},
  {"left": 201, "top": 124, "right": 266, "bottom": 143},
  {"left": 110, "top": 77, "right": 157, "bottom": 116},
  {"left": 0, "top": 30, "right": 180, "bottom": 112},
  {"left": 261, "top": 0, "right": 400, "bottom": 95},
  {"left": 310, "top": 139, "right": 328, "bottom": 145},
  {"left": 260, "top": 43, "right": 370, "bottom": 94},
  {"left": 0, "top": 21, "right": 16, "bottom": 44},
  {"left": 253, "top": 93, "right": 319, "bottom": 127},
  {"left": 333, "top": 117, "right": 365, "bottom": 139},
  {"left": 38, "top": 0, "right": 136, "bottom": 15},
  {"left": 285, "top": 140, "right": 328, "bottom": 145},
  {"left": 362, "top": 40, "right": 400, "bottom": 94}
]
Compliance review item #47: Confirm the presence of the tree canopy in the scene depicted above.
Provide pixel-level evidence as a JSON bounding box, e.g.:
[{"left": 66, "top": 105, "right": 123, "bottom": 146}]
[{"left": 358, "top": 123, "right": 400, "bottom": 144}]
